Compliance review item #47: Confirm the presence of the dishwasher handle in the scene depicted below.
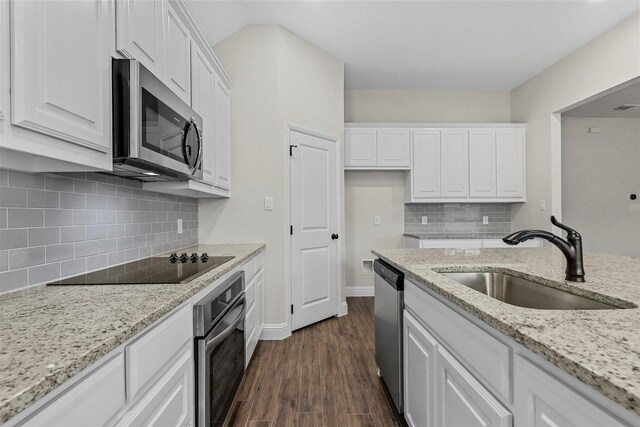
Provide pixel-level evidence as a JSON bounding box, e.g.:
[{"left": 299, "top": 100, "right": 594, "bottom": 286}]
[{"left": 374, "top": 259, "right": 404, "bottom": 290}]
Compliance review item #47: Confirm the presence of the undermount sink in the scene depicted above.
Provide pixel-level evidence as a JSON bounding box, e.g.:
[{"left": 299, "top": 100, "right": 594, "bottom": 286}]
[{"left": 441, "top": 272, "right": 622, "bottom": 310}]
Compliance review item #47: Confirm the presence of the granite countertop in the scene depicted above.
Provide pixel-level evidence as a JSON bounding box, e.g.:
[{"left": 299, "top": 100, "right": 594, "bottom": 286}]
[
  {"left": 0, "top": 243, "right": 265, "bottom": 423},
  {"left": 372, "top": 247, "right": 640, "bottom": 415},
  {"left": 404, "top": 232, "right": 507, "bottom": 239}
]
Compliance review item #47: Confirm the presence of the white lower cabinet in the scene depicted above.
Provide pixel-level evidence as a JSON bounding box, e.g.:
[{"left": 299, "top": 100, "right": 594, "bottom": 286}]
[
  {"left": 116, "top": 346, "right": 193, "bottom": 427},
  {"left": 403, "top": 311, "right": 438, "bottom": 427},
  {"left": 22, "top": 354, "right": 125, "bottom": 427},
  {"left": 403, "top": 279, "right": 639, "bottom": 427},
  {"left": 437, "top": 346, "right": 512, "bottom": 427},
  {"left": 514, "top": 356, "right": 624, "bottom": 427}
]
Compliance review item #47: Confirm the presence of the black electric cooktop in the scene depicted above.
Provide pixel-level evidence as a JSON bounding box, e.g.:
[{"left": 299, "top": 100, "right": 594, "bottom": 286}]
[{"left": 48, "top": 253, "right": 235, "bottom": 285}]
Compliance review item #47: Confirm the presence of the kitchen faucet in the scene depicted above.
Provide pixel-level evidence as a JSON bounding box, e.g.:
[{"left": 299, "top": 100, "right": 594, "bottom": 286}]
[{"left": 502, "top": 216, "right": 585, "bottom": 282}]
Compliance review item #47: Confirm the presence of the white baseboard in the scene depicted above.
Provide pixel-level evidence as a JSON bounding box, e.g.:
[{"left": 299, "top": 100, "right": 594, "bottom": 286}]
[
  {"left": 338, "top": 301, "right": 348, "bottom": 317},
  {"left": 346, "top": 286, "right": 374, "bottom": 297},
  {"left": 260, "top": 322, "right": 291, "bottom": 340}
]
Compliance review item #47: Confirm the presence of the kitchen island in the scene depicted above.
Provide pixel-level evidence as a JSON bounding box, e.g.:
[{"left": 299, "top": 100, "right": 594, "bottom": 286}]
[
  {"left": 0, "top": 243, "right": 265, "bottom": 424},
  {"left": 373, "top": 247, "right": 640, "bottom": 425}
]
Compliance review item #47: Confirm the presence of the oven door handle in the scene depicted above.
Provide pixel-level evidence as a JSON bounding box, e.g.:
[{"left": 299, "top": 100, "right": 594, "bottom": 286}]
[{"left": 204, "top": 298, "right": 246, "bottom": 353}]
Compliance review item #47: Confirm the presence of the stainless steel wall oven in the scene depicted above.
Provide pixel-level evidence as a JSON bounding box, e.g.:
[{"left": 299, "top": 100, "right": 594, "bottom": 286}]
[{"left": 193, "top": 271, "right": 246, "bottom": 426}]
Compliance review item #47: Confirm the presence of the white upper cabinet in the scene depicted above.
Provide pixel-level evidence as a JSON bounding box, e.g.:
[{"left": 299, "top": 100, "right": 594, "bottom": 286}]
[
  {"left": 214, "top": 76, "right": 231, "bottom": 190},
  {"left": 345, "top": 127, "right": 410, "bottom": 169},
  {"left": 345, "top": 128, "right": 377, "bottom": 168},
  {"left": 116, "top": 0, "right": 163, "bottom": 73},
  {"left": 10, "top": 0, "right": 113, "bottom": 155},
  {"left": 0, "top": 0, "right": 7, "bottom": 123},
  {"left": 191, "top": 41, "right": 216, "bottom": 185},
  {"left": 377, "top": 128, "right": 411, "bottom": 168},
  {"left": 496, "top": 128, "right": 526, "bottom": 198},
  {"left": 440, "top": 129, "right": 469, "bottom": 198},
  {"left": 163, "top": 2, "right": 191, "bottom": 104},
  {"left": 469, "top": 129, "right": 497, "bottom": 198},
  {"left": 412, "top": 130, "right": 441, "bottom": 199}
]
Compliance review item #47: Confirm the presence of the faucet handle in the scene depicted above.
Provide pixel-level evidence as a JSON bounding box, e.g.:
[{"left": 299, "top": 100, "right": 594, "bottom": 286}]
[{"left": 550, "top": 216, "right": 581, "bottom": 238}]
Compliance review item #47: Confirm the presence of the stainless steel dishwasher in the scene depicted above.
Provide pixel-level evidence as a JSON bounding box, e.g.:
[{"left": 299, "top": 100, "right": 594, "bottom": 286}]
[{"left": 374, "top": 258, "right": 404, "bottom": 415}]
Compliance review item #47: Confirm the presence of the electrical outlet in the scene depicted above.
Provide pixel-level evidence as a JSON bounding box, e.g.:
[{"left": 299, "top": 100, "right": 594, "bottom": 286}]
[
  {"left": 482, "top": 216, "right": 489, "bottom": 225},
  {"left": 421, "top": 216, "right": 428, "bottom": 225},
  {"left": 374, "top": 216, "right": 381, "bottom": 225},
  {"left": 538, "top": 200, "right": 546, "bottom": 211},
  {"left": 177, "top": 219, "right": 183, "bottom": 235},
  {"left": 264, "top": 196, "right": 274, "bottom": 211}
]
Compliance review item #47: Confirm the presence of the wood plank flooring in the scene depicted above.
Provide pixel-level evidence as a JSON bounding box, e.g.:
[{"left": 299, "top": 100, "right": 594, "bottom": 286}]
[{"left": 226, "top": 297, "right": 400, "bottom": 427}]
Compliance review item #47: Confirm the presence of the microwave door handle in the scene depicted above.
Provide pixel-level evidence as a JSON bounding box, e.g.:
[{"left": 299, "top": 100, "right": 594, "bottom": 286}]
[{"left": 205, "top": 299, "right": 246, "bottom": 353}]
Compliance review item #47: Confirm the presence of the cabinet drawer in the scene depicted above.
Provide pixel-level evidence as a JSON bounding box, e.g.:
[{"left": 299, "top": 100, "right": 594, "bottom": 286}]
[
  {"left": 405, "top": 279, "right": 511, "bottom": 402},
  {"left": 116, "top": 346, "right": 193, "bottom": 427},
  {"left": 23, "top": 354, "right": 125, "bottom": 427},
  {"left": 126, "top": 304, "right": 192, "bottom": 401},
  {"left": 243, "top": 258, "right": 256, "bottom": 283},
  {"left": 245, "top": 303, "right": 256, "bottom": 346},
  {"left": 245, "top": 277, "right": 256, "bottom": 310},
  {"left": 254, "top": 251, "right": 264, "bottom": 272}
]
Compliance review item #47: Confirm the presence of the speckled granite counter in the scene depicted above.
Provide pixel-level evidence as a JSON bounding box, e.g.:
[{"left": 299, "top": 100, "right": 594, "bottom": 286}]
[
  {"left": 372, "top": 247, "right": 640, "bottom": 415},
  {"left": 0, "top": 243, "right": 265, "bottom": 423},
  {"left": 404, "top": 233, "right": 507, "bottom": 239}
]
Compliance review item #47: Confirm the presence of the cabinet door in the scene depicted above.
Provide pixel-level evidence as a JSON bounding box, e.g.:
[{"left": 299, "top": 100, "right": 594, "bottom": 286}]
[
  {"left": 469, "top": 129, "right": 497, "bottom": 198},
  {"left": 23, "top": 354, "right": 125, "bottom": 427},
  {"left": 214, "top": 76, "right": 231, "bottom": 190},
  {"left": 496, "top": 128, "right": 525, "bottom": 198},
  {"left": 11, "top": 0, "right": 112, "bottom": 153},
  {"left": 403, "top": 310, "right": 438, "bottom": 427},
  {"left": 344, "top": 128, "right": 377, "bottom": 168},
  {"left": 117, "top": 347, "right": 194, "bottom": 427},
  {"left": 0, "top": 0, "right": 7, "bottom": 122},
  {"left": 412, "top": 130, "right": 441, "bottom": 199},
  {"left": 441, "top": 130, "right": 469, "bottom": 198},
  {"left": 437, "top": 346, "right": 512, "bottom": 427},
  {"left": 377, "top": 128, "right": 410, "bottom": 168},
  {"left": 514, "top": 356, "right": 623, "bottom": 427},
  {"left": 163, "top": 2, "right": 191, "bottom": 104},
  {"left": 116, "top": 0, "right": 163, "bottom": 73},
  {"left": 191, "top": 42, "right": 216, "bottom": 184}
]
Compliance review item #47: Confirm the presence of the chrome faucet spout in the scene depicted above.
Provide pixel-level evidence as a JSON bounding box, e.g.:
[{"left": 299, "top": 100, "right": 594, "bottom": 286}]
[{"left": 502, "top": 216, "right": 585, "bottom": 282}]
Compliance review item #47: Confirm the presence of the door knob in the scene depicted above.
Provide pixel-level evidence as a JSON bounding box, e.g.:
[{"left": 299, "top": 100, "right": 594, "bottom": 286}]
[{"left": 331, "top": 234, "right": 339, "bottom": 240}]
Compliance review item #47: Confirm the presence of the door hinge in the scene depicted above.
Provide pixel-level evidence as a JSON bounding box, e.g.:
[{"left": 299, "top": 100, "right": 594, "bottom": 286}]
[
  {"left": 289, "top": 144, "right": 298, "bottom": 156},
  {"left": 291, "top": 304, "right": 294, "bottom": 314},
  {"left": 290, "top": 225, "right": 293, "bottom": 235}
]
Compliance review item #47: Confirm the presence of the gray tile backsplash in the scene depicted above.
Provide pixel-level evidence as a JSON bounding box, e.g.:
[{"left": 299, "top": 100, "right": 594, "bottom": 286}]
[
  {"left": 0, "top": 169, "right": 198, "bottom": 294},
  {"left": 405, "top": 203, "right": 512, "bottom": 236}
]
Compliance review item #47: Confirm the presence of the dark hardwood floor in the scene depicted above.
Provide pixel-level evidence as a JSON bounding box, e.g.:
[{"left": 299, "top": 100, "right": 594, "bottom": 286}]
[{"left": 226, "top": 297, "right": 400, "bottom": 427}]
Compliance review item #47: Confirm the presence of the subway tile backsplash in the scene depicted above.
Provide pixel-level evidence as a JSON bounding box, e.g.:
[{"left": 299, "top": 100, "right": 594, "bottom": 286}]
[
  {"left": 405, "top": 203, "right": 512, "bottom": 236},
  {"left": 0, "top": 169, "right": 198, "bottom": 294}
]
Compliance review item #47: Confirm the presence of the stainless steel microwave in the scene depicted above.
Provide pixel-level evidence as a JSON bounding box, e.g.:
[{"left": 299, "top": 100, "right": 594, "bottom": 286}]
[{"left": 111, "top": 59, "right": 203, "bottom": 181}]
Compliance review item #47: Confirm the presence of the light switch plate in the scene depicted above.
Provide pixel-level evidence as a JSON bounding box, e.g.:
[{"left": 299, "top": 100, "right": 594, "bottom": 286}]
[
  {"left": 421, "top": 216, "right": 428, "bottom": 225},
  {"left": 538, "top": 200, "right": 546, "bottom": 211},
  {"left": 374, "top": 216, "right": 381, "bottom": 225},
  {"left": 177, "top": 219, "right": 183, "bottom": 235},
  {"left": 482, "top": 216, "right": 489, "bottom": 225},
  {"left": 264, "top": 197, "right": 274, "bottom": 211}
]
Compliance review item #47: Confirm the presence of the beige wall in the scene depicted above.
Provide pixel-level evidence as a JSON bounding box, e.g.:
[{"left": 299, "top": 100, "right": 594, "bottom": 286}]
[
  {"left": 562, "top": 117, "right": 640, "bottom": 257},
  {"left": 510, "top": 13, "right": 640, "bottom": 231},
  {"left": 346, "top": 89, "right": 510, "bottom": 123},
  {"left": 344, "top": 89, "right": 511, "bottom": 289},
  {"left": 199, "top": 26, "right": 344, "bottom": 326}
]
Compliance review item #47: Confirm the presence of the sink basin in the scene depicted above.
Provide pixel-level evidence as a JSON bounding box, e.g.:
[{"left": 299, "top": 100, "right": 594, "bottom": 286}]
[{"left": 441, "top": 272, "right": 621, "bottom": 310}]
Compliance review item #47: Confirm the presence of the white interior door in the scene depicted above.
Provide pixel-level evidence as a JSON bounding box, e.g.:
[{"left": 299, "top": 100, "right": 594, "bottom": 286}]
[{"left": 290, "top": 128, "right": 339, "bottom": 331}]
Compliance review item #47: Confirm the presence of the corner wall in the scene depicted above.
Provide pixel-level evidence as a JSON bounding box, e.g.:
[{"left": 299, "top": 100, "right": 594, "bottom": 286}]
[
  {"left": 198, "top": 26, "right": 344, "bottom": 327},
  {"left": 510, "top": 13, "right": 640, "bottom": 231}
]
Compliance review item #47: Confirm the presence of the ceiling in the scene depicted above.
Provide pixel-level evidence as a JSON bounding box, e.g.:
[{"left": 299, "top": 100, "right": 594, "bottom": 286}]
[
  {"left": 184, "top": 1, "right": 640, "bottom": 91},
  {"left": 564, "top": 81, "right": 640, "bottom": 118}
]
